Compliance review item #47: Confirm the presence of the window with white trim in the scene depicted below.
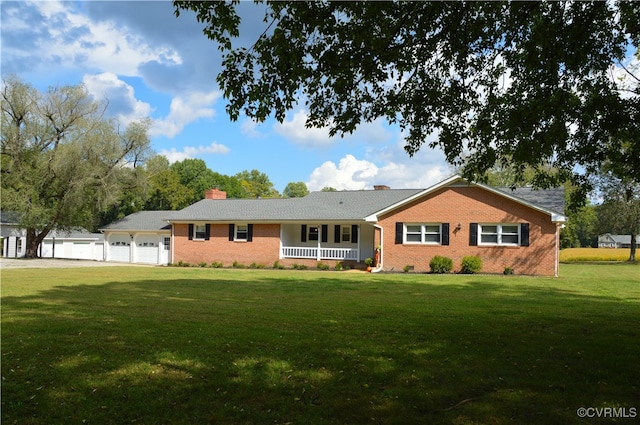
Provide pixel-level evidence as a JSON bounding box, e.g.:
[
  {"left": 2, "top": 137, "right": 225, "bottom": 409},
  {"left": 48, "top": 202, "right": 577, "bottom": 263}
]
[
  {"left": 235, "top": 224, "right": 248, "bottom": 241},
  {"left": 479, "top": 224, "right": 520, "bottom": 246},
  {"left": 194, "top": 224, "right": 207, "bottom": 240},
  {"left": 341, "top": 226, "right": 351, "bottom": 242},
  {"left": 404, "top": 224, "right": 442, "bottom": 244}
]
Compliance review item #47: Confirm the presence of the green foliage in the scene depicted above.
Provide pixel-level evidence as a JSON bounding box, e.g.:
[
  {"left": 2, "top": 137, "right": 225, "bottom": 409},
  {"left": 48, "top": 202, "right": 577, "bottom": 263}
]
[
  {"left": 503, "top": 267, "right": 514, "bottom": 275},
  {"left": 236, "top": 169, "right": 279, "bottom": 198},
  {"left": 403, "top": 265, "right": 412, "bottom": 273},
  {"left": 1, "top": 76, "right": 151, "bottom": 256},
  {"left": 334, "top": 262, "right": 343, "bottom": 271},
  {"left": 292, "top": 263, "right": 308, "bottom": 270},
  {"left": 283, "top": 181, "right": 309, "bottom": 198},
  {"left": 316, "top": 262, "right": 330, "bottom": 271},
  {"left": 232, "top": 261, "right": 245, "bottom": 269},
  {"left": 429, "top": 256, "right": 454, "bottom": 274},
  {"left": 174, "top": 1, "right": 640, "bottom": 193},
  {"left": 273, "top": 260, "right": 285, "bottom": 270},
  {"left": 460, "top": 256, "right": 483, "bottom": 274},
  {"left": 364, "top": 257, "right": 374, "bottom": 266},
  {"left": 211, "top": 261, "right": 224, "bottom": 268}
]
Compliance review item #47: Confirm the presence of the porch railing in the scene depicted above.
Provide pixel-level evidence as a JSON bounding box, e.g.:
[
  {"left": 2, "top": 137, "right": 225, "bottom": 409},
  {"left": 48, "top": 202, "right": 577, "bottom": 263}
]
[{"left": 281, "top": 246, "right": 359, "bottom": 261}]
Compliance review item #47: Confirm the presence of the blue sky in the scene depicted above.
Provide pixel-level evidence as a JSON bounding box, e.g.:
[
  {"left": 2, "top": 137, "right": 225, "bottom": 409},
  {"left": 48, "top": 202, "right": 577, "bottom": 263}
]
[{"left": 1, "top": 0, "right": 453, "bottom": 193}]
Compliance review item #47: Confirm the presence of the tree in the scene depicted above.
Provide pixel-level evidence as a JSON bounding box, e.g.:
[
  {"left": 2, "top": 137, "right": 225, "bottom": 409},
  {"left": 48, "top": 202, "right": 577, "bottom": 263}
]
[
  {"left": 283, "top": 181, "right": 309, "bottom": 198},
  {"left": 595, "top": 169, "right": 640, "bottom": 262},
  {"left": 174, "top": 1, "right": 639, "bottom": 196},
  {"left": 235, "top": 169, "right": 279, "bottom": 198},
  {"left": 144, "top": 155, "right": 194, "bottom": 210},
  {"left": 1, "top": 76, "right": 151, "bottom": 257}
]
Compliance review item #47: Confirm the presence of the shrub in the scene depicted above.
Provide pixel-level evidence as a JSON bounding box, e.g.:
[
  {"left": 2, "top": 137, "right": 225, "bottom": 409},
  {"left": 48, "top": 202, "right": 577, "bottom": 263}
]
[
  {"left": 460, "top": 256, "right": 482, "bottom": 274},
  {"left": 317, "top": 262, "right": 330, "bottom": 270},
  {"left": 429, "top": 255, "right": 453, "bottom": 274},
  {"left": 273, "top": 260, "right": 285, "bottom": 269},
  {"left": 364, "top": 257, "right": 374, "bottom": 266},
  {"left": 198, "top": 261, "right": 208, "bottom": 268},
  {"left": 211, "top": 261, "right": 224, "bottom": 268},
  {"left": 292, "top": 263, "right": 308, "bottom": 270},
  {"left": 503, "top": 267, "right": 514, "bottom": 275},
  {"left": 334, "top": 262, "right": 343, "bottom": 271},
  {"left": 248, "top": 262, "right": 265, "bottom": 269},
  {"left": 232, "top": 261, "right": 245, "bottom": 269},
  {"left": 403, "top": 264, "right": 412, "bottom": 273}
]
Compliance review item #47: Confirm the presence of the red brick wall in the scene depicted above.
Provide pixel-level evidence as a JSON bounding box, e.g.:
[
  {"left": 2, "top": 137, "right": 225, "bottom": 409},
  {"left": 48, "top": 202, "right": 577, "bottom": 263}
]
[
  {"left": 173, "top": 223, "right": 281, "bottom": 266},
  {"left": 378, "top": 186, "right": 559, "bottom": 276}
]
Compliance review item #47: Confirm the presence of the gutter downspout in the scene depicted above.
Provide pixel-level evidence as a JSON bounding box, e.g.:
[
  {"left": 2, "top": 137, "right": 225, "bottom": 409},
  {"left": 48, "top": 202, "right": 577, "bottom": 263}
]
[{"left": 372, "top": 224, "right": 383, "bottom": 273}]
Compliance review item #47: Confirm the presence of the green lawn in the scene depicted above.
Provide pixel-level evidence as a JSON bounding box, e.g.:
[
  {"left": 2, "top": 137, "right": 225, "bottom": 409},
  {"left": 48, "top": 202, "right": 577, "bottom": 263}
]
[{"left": 2, "top": 264, "right": 639, "bottom": 424}]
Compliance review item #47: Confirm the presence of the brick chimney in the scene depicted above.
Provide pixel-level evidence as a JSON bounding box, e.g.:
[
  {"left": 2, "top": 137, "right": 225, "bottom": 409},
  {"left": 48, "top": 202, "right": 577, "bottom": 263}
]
[
  {"left": 205, "top": 187, "right": 227, "bottom": 200},
  {"left": 374, "top": 185, "right": 390, "bottom": 190}
]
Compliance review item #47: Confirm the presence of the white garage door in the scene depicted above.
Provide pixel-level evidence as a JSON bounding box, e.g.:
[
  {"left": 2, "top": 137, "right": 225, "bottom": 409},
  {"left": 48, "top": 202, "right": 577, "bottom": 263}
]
[
  {"left": 72, "top": 242, "right": 93, "bottom": 260},
  {"left": 135, "top": 235, "right": 159, "bottom": 264},
  {"left": 108, "top": 235, "right": 131, "bottom": 263}
]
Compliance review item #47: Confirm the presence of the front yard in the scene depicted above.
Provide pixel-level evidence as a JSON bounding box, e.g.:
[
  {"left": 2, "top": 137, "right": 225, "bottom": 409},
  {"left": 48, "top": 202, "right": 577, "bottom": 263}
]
[{"left": 1, "top": 263, "right": 638, "bottom": 424}]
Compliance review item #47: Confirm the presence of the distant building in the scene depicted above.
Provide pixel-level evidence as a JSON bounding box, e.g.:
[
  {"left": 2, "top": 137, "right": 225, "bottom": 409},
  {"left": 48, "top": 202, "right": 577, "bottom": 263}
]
[{"left": 598, "top": 234, "right": 640, "bottom": 249}]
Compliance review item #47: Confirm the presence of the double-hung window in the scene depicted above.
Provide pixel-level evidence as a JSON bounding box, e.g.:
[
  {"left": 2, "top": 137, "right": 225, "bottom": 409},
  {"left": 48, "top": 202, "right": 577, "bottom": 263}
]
[
  {"left": 479, "top": 224, "right": 520, "bottom": 246},
  {"left": 235, "top": 224, "right": 248, "bottom": 241},
  {"left": 194, "top": 224, "right": 207, "bottom": 240},
  {"left": 405, "top": 224, "right": 442, "bottom": 244}
]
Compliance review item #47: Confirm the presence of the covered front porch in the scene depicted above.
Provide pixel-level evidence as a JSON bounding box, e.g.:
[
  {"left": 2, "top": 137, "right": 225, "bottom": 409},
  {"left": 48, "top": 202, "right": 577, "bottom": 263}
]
[{"left": 279, "top": 222, "right": 377, "bottom": 262}]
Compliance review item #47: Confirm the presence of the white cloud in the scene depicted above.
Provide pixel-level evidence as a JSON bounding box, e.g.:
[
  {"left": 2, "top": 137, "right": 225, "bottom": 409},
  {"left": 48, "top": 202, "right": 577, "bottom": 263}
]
[
  {"left": 82, "top": 73, "right": 152, "bottom": 125},
  {"left": 307, "top": 155, "right": 378, "bottom": 191},
  {"left": 160, "top": 142, "right": 230, "bottom": 164},
  {"left": 150, "top": 90, "right": 221, "bottom": 138},
  {"left": 273, "top": 109, "right": 393, "bottom": 149},
  {"left": 20, "top": 1, "right": 181, "bottom": 77},
  {"left": 273, "top": 110, "right": 334, "bottom": 148}
]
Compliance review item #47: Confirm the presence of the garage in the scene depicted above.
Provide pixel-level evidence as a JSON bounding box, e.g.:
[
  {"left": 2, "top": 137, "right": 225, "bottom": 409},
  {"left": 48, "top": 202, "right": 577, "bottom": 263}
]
[
  {"left": 100, "top": 211, "right": 174, "bottom": 265},
  {"left": 107, "top": 234, "right": 131, "bottom": 263},
  {"left": 135, "top": 234, "right": 160, "bottom": 264}
]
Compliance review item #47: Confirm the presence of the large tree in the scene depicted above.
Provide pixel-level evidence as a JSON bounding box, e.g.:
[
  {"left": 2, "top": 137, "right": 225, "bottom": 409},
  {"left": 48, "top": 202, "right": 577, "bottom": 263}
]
[
  {"left": 1, "top": 77, "right": 151, "bottom": 258},
  {"left": 174, "top": 1, "right": 639, "bottom": 196}
]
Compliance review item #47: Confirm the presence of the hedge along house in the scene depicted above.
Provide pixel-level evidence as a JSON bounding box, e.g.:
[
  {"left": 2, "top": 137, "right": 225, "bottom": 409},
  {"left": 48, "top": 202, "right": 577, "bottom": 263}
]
[{"left": 168, "top": 176, "right": 567, "bottom": 276}]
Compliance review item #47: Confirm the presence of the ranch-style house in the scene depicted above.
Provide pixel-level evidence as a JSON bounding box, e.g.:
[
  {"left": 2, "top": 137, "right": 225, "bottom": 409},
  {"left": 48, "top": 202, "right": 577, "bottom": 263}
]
[{"left": 101, "top": 175, "right": 566, "bottom": 276}]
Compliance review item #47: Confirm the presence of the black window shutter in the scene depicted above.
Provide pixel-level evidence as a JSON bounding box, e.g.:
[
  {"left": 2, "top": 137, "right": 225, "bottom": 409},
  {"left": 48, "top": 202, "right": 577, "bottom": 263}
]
[
  {"left": 247, "top": 224, "right": 253, "bottom": 242},
  {"left": 442, "top": 223, "right": 450, "bottom": 246},
  {"left": 188, "top": 224, "right": 194, "bottom": 241},
  {"left": 351, "top": 225, "right": 358, "bottom": 243},
  {"left": 205, "top": 224, "right": 211, "bottom": 241},
  {"left": 520, "top": 223, "right": 530, "bottom": 246},
  {"left": 228, "top": 224, "right": 235, "bottom": 241},
  {"left": 321, "top": 225, "right": 328, "bottom": 243},
  {"left": 395, "top": 222, "right": 403, "bottom": 244},
  {"left": 469, "top": 223, "right": 478, "bottom": 246},
  {"left": 334, "top": 225, "right": 341, "bottom": 243},
  {"left": 301, "top": 225, "right": 307, "bottom": 242}
]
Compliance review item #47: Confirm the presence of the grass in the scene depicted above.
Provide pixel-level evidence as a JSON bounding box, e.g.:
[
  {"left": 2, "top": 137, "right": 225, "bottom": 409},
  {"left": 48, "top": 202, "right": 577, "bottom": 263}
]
[
  {"left": 1, "top": 264, "right": 639, "bottom": 424},
  {"left": 560, "top": 247, "right": 633, "bottom": 262}
]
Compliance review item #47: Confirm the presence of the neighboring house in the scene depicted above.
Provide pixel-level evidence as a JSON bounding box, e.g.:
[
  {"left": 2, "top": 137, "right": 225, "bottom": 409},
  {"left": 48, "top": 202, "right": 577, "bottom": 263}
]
[
  {"left": 167, "top": 176, "right": 567, "bottom": 276},
  {"left": 598, "top": 234, "right": 640, "bottom": 249},
  {"left": 1, "top": 211, "right": 104, "bottom": 260},
  {"left": 100, "top": 211, "right": 174, "bottom": 265}
]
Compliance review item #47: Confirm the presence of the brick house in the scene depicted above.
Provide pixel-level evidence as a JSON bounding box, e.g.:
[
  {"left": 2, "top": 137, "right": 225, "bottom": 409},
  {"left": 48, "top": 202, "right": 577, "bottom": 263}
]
[{"left": 167, "top": 175, "right": 566, "bottom": 276}]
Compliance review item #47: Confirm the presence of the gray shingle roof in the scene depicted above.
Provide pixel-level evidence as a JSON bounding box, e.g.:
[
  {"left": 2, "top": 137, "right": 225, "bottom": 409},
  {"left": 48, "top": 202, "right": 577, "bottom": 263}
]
[
  {"left": 497, "top": 187, "right": 565, "bottom": 215},
  {"left": 168, "top": 184, "right": 565, "bottom": 223},
  {"left": 100, "top": 211, "right": 175, "bottom": 231},
  {"left": 169, "top": 189, "right": 424, "bottom": 222}
]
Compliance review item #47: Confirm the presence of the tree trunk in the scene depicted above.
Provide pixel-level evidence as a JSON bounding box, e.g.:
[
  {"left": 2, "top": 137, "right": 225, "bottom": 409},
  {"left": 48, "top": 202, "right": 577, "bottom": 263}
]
[
  {"left": 24, "top": 228, "right": 48, "bottom": 258},
  {"left": 630, "top": 233, "right": 637, "bottom": 262}
]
